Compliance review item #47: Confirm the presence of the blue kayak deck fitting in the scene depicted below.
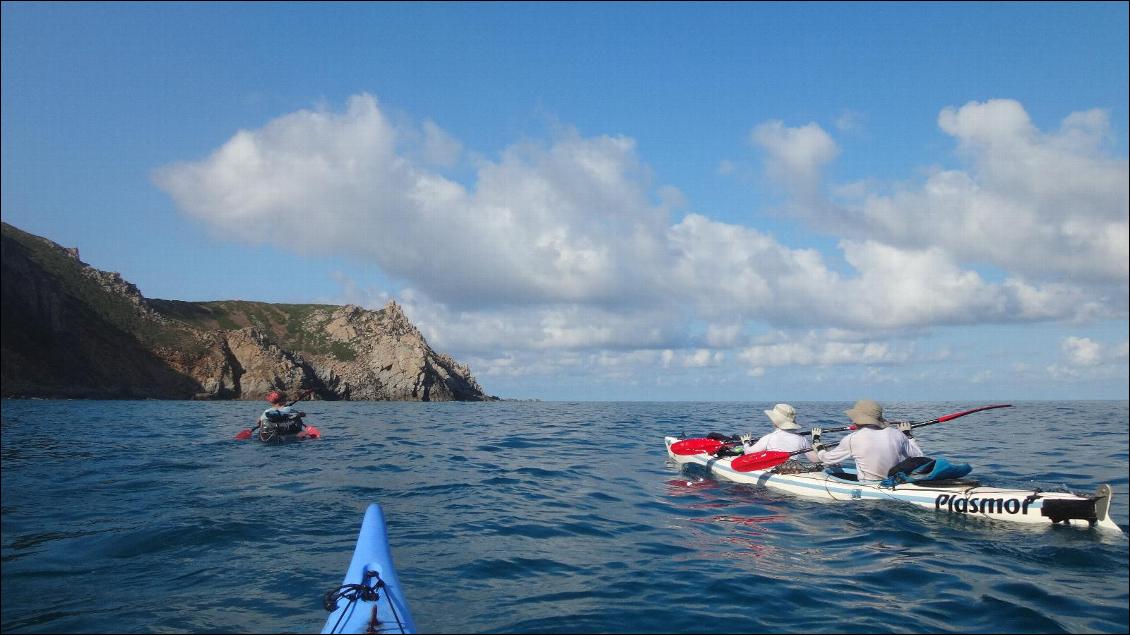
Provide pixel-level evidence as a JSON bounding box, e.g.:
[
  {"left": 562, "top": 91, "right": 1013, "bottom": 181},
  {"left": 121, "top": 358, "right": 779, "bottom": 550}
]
[{"left": 322, "top": 503, "right": 417, "bottom": 634}]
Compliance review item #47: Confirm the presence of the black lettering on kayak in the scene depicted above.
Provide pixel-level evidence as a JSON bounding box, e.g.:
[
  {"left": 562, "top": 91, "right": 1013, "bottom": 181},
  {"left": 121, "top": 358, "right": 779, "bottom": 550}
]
[
  {"left": 935, "top": 494, "right": 1027, "bottom": 516},
  {"left": 979, "top": 498, "right": 1002, "bottom": 514}
]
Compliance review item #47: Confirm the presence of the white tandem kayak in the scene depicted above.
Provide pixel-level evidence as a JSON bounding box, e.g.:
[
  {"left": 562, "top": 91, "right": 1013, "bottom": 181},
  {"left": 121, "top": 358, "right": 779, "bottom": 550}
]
[{"left": 664, "top": 436, "right": 1123, "bottom": 534}]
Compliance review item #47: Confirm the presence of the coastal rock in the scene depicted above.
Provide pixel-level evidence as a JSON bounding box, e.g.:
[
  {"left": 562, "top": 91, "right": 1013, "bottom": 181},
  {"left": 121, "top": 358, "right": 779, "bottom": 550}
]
[
  {"left": 0, "top": 221, "right": 495, "bottom": 401},
  {"left": 222, "top": 327, "right": 316, "bottom": 399},
  {"left": 301, "top": 301, "right": 486, "bottom": 401}
]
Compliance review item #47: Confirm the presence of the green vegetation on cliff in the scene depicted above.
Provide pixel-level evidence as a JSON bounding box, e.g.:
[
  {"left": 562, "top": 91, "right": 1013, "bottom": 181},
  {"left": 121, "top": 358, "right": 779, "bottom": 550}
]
[{"left": 149, "top": 299, "right": 358, "bottom": 361}]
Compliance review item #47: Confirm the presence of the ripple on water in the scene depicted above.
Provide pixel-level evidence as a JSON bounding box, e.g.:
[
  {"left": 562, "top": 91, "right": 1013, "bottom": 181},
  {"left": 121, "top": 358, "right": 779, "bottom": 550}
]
[{"left": 1, "top": 400, "right": 1126, "bottom": 634}]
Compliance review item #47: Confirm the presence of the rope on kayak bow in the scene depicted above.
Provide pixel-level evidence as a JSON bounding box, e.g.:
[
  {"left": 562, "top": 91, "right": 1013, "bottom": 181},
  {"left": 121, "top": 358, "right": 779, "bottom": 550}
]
[{"left": 323, "top": 569, "right": 409, "bottom": 634}]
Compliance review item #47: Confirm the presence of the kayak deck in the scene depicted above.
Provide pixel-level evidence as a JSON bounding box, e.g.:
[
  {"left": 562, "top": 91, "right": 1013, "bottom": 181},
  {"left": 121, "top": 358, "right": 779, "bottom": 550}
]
[
  {"left": 322, "top": 504, "right": 416, "bottom": 634},
  {"left": 664, "top": 436, "right": 1123, "bottom": 534}
]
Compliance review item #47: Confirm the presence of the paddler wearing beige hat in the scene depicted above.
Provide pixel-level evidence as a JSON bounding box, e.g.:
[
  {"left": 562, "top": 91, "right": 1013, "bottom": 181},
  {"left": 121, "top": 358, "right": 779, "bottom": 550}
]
[{"left": 809, "top": 400, "right": 925, "bottom": 481}]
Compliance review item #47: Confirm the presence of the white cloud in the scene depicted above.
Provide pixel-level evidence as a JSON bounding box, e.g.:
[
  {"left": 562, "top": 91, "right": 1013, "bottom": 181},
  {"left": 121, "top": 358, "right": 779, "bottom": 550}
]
[
  {"left": 155, "top": 93, "right": 674, "bottom": 310},
  {"left": 419, "top": 120, "right": 463, "bottom": 167},
  {"left": 835, "top": 240, "right": 1006, "bottom": 328},
  {"left": 842, "top": 99, "right": 1128, "bottom": 286},
  {"left": 1045, "top": 336, "right": 1129, "bottom": 384},
  {"left": 684, "top": 349, "right": 724, "bottom": 367},
  {"left": 1061, "top": 335, "right": 1129, "bottom": 367},
  {"left": 396, "top": 289, "right": 687, "bottom": 354},
  {"left": 738, "top": 333, "right": 913, "bottom": 370},
  {"left": 704, "top": 322, "right": 743, "bottom": 347},
  {"left": 751, "top": 120, "right": 840, "bottom": 199},
  {"left": 155, "top": 94, "right": 1127, "bottom": 396},
  {"left": 1062, "top": 336, "right": 1102, "bottom": 366},
  {"left": 740, "top": 101, "right": 1128, "bottom": 326},
  {"left": 667, "top": 213, "right": 842, "bottom": 324},
  {"left": 665, "top": 216, "right": 1098, "bottom": 329}
]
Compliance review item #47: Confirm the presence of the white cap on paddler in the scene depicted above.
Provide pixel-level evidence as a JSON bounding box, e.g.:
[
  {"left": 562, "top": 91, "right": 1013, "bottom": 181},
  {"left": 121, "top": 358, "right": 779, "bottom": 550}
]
[
  {"left": 845, "top": 399, "right": 888, "bottom": 428},
  {"left": 764, "top": 403, "right": 801, "bottom": 430}
]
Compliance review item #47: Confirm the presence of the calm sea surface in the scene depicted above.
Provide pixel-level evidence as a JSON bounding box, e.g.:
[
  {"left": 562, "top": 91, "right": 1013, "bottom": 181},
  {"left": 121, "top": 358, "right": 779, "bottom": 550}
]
[{"left": 2, "top": 400, "right": 1127, "bottom": 634}]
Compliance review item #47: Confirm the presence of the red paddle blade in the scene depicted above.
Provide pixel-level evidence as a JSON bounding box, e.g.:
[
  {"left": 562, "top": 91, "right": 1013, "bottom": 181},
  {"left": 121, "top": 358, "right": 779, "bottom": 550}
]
[
  {"left": 731, "top": 450, "right": 792, "bottom": 472},
  {"left": 670, "top": 438, "right": 724, "bottom": 455},
  {"left": 235, "top": 429, "right": 252, "bottom": 440},
  {"left": 935, "top": 403, "right": 1011, "bottom": 423}
]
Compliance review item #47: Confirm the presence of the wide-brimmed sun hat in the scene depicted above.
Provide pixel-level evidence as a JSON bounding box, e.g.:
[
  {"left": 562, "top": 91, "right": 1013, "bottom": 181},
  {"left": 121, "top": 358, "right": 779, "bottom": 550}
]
[
  {"left": 764, "top": 403, "right": 801, "bottom": 430},
  {"left": 845, "top": 399, "right": 887, "bottom": 428}
]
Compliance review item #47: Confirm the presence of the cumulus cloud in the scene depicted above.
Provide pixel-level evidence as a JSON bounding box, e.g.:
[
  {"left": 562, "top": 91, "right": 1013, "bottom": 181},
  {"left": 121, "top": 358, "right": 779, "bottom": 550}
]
[
  {"left": 1062, "top": 336, "right": 1103, "bottom": 366},
  {"left": 154, "top": 94, "right": 1127, "bottom": 391},
  {"left": 395, "top": 289, "right": 688, "bottom": 354},
  {"left": 679, "top": 349, "right": 725, "bottom": 368},
  {"left": 835, "top": 99, "right": 1127, "bottom": 286},
  {"left": 664, "top": 215, "right": 1096, "bottom": 330},
  {"left": 1061, "top": 336, "right": 1129, "bottom": 366},
  {"left": 704, "top": 322, "right": 743, "bottom": 348},
  {"left": 1044, "top": 336, "right": 1129, "bottom": 384},
  {"left": 419, "top": 120, "right": 463, "bottom": 167},
  {"left": 666, "top": 213, "right": 842, "bottom": 324},
  {"left": 751, "top": 120, "right": 840, "bottom": 200},
  {"left": 738, "top": 331, "right": 914, "bottom": 370},
  {"left": 155, "top": 93, "right": 673, "bottom": 310},
  {"left": 741, "top": 100, "right": 1127, "bottom": 327}
]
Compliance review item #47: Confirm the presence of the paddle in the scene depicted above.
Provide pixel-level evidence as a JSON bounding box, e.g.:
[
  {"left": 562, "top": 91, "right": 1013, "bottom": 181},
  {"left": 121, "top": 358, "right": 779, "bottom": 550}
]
[
  {"left": 669, "top": 422, "right": 861, "bottom": 456},
  {"left": 730, "top": 404, "right": 1012, "bottom": 472},
  {"left": 235, "top": 389, "right": 314, "bottom": 440},
  {"left": 670, "top": 437, "right": 733, "bottom": 456}
]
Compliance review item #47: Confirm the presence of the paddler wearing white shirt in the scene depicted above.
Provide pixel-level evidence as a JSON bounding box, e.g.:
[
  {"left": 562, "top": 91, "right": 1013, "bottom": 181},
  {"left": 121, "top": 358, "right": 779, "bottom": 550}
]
[
  {"left": 746, "top": 403, "right": 821, "bottom": 463},
  {"left": 811, "top": 399, "right": 923, "bottom": 481}
]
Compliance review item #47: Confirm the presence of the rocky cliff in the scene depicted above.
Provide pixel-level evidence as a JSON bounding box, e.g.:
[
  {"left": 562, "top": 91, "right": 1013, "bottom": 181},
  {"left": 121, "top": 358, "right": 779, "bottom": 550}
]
[{"left": 1, "top": 221, "right": 494, "bottom": 401}]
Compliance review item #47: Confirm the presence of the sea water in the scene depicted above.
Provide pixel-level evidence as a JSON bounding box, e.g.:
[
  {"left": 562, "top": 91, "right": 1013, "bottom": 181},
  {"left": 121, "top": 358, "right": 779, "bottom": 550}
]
[{"left": 2, "top": 400, "right": 1127, "bottom": 633}]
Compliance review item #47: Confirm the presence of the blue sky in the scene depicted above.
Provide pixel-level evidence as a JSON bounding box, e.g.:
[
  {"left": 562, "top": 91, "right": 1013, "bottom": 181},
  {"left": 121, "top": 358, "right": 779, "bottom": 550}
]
[{"left": 3, "top": 2, "right": 1127, "bottom": 401}]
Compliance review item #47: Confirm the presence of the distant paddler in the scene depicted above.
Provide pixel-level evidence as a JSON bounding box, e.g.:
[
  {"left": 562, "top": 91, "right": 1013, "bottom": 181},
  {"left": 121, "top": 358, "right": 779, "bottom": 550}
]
[{"left": 235, "top": 388, "right": 316, "bottom": 440}]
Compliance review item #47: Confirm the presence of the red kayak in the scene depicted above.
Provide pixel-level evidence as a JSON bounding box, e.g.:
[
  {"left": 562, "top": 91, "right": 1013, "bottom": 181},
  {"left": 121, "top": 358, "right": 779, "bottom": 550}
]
[
  {"left": 258, "top": 424, "right": 320, "bottom": 442},
  {"left": 236, "top": 423, "right": 321, "bottom": 441}
]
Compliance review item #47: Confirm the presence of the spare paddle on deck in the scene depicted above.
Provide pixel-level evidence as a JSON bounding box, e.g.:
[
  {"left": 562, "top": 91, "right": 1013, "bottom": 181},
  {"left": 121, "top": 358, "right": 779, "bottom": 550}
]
[
  {"left": 730, "top": 404, "right": 1012, "bottom": 472},
  {"left": 670, "top": 438, "right": 729, "bottom": 455},
  {"left": 671, "top": 423, "right": 859, "bottom": 456},
  {"left": 235, "top": 389, "right": 314, "bottom": 440},
  {"left": 670, "top": 432, "right": 757, "bottom": 456}
]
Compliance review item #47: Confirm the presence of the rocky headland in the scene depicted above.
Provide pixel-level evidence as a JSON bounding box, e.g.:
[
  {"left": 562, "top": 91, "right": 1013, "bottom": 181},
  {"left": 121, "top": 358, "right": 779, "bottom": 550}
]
[{"left": 1, "top": 221, "right": 495, "bottom": 401}]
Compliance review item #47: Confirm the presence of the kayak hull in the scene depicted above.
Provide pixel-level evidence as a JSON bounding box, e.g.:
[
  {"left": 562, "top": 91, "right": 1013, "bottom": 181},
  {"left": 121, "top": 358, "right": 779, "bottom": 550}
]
[
  {"left": 664, "top": 436, "right": 1122, "bottom": 534},
  {"left": 258, "top": 424, "right": 321, "bottom": 442},
  {"left": 323, "top": 503, "right": 416, "bottom": 634}
]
